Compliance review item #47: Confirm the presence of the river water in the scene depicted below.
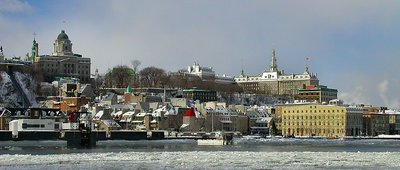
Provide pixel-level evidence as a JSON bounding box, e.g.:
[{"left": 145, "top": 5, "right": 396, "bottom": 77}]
[{"left": 0, "top": 138, "right": 400, "bottom": 169}]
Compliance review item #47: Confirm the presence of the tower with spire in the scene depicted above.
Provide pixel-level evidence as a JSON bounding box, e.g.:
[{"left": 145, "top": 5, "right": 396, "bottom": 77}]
[
  {"left": 31, "top": 33, "right": 39, "bottom": 63},
  {"left": 269, "top": 49, "right": 278, "bottom": 72},
  {"left": 0, "top": 46, "right": 4, "bottom": 62}
]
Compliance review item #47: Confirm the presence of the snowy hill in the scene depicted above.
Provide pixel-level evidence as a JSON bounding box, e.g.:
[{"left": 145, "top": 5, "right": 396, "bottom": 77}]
[{"left": 0, "top": 71, "right": 38, "bottom": 107}]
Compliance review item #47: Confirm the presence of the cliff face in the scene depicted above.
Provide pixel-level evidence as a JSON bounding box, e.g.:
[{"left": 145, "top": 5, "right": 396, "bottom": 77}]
[{"left": 0, "top": 71, "right": 38, "bottom": 107}]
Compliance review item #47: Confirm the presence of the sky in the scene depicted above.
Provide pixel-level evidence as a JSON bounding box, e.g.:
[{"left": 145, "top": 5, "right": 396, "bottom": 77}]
[{"left": 0, "top": 0, "right": 400, "bottom": 108}]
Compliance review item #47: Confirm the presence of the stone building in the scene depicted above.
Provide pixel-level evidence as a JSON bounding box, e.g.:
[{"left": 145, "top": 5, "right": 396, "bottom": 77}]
[
  {"left": 235, "top": 50, "right": 319, "bottom": 96},
  {"left": 276, "top": 103, "right": 363, "bottom": 138},
  {"left": 32, "top": 30, "right": 91, "bottom": 83}
]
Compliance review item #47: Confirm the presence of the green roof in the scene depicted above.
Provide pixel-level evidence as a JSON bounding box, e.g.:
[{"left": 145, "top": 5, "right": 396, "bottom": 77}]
[
  {"left": 126, "top": 85, "right": 132, "bottom": 93},
  {"left": 57, "top": 30, "right": 69, "bottom": 40}
]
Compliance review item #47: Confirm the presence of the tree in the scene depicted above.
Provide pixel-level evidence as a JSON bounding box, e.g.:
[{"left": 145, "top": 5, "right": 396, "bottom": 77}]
[
  {"left": 130, "top": 60, "right": 141, "bottom": 87},
  {"left": 139, "top": 66, "right": 166, "bottom": 88},
  {"left": 104, "top": 65, "right": 134, "bottom": 88}
]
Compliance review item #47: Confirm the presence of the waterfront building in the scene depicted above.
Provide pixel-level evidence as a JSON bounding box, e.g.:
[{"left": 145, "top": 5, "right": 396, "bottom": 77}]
[
  {"left": 243, "top": 106, "right": 273, "bottom": 135},
  {"left": 296, "top": 85, "right": 338, "bottom": 103},
  {"left": 32, "top": 30, "right": 91, "bottom": 83},
  {"left": 276, "top": 103, "right": 363, "bottom": 138},
  {"left": 234, "top": 50, "right": 319, "bottom": 96},
  {"left": 202, "top": 102, "right": 249, "bottom": 134},
  {"left": 92, "top": 107, "right": 121, "bottom": 135},
  {"left": 362, "top": 109, "right": 390, "bottom": 136},
  {"left": 384, "top": 110, "right": 400, "bottom": 135},
  {"left": 180, "top": 107, "right": 205, "bottom": 132}
]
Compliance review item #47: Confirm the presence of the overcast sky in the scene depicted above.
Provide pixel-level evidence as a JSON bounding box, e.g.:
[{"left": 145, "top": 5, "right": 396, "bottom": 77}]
[{"left": 1, "top": 0, "right": 400, "bottom": 108}]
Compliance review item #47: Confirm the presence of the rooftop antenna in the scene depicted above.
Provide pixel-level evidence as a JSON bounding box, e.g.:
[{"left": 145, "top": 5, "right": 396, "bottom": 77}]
[
  {"left": 240, "top": 57, "right": 245, "bottom": 76},
  {"left": 304, "top": 56, "right": 310, "bottom": 74},
  {"left": 62, "top": 20, "right": 66, "bottom": 30}
]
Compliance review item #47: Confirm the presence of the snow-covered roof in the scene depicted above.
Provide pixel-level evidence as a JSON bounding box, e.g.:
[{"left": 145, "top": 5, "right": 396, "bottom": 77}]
[
  {"left": 136, "top": 112, "right": 146, "bottom": 117},
  {"left": 113, "top": 110, "right": 123, "bottom": 117},
  {"left": 93, "top": 110, "right": 104, "bottom": 120},
  {"left": 122, "top": 111, "right": 135, "bottom": 116},
  {"left": 101, "top": 120, "right": 121, "bottom": 128},
  {"left": 256, "top": 117, "right": 272, "bottom": 124}
]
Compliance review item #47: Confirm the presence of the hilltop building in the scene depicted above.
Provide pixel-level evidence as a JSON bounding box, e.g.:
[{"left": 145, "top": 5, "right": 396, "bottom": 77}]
[
  {"left": 235, "top": 50, "right": 319, "bottom": 96},
  {"left": 171, "top": 62, "right": 235, "bottom": 84},
  {"left": 32, "top": 30, "right": 91, "bottom": 83}
]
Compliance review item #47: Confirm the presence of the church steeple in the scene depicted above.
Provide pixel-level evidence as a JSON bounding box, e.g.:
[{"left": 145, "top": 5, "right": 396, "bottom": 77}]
[
  {"left": 269, "top": 49, "right": 278, "bottom": 72},
  {"left": 31, "top": 33, "right": 39, "bottom": 62},
  {"left": 240, "top": 67, "right": 245, "bottom": 77}
]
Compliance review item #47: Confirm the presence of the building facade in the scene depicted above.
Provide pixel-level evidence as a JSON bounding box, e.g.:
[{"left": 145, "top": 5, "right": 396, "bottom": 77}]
[
  {"left": 33, "top": 30, "right": 91, "bottom": 83},
  {"left": 182, "top": 89, "right": 217, "bottom": 103},
  {"left": 235, "top": 50, "right": 319, "bottom": 96},
  {"left": 296, "top": 85, "right": 338, "bottom": 103},
  {"left": 277, "top": 103, "right": 363, "bottom": 138},
  {"left": 171, "top": 62, "right": 235, "bottom": 84}
]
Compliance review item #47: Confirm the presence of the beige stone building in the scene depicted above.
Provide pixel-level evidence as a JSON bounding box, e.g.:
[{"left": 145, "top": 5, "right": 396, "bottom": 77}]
[
  {"left": 276, "top": 103, "right": 363, "bottom": 138},
  {"left": 32, "top": 30, "right": 91, "bottom": 83},
  {"left": 235, "top": 50, "right": 319, "bottom": 96}
]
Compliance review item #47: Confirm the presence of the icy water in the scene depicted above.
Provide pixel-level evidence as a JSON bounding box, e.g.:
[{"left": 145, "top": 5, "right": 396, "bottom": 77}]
[{"left": 1, "top": 138, "right": 400, "bottom": 169}]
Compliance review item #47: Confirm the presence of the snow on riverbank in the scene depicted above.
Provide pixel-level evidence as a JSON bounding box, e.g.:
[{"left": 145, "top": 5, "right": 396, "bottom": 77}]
[{"left": 0, "top": 151, "right": 399, "bottom": 169}]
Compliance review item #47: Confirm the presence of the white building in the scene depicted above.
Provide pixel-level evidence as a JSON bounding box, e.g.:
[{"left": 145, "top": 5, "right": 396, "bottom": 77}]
[
  {"left": 175, "top": 62, "right": 235, "bottom": 84},
  {"left": 234, "top": 50, "right": 319, "bottom": 95}
]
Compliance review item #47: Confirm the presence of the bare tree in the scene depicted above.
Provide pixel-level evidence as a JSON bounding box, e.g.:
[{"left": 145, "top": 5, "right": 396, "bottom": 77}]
[
  {"left": 139, "top": 66, "right": 166, "bottom": 88},
  {"left": 131, "top": 60, "right": 141, "bottom": 73},
  {"left": 130, "top": 60, "right": 141, "bottom": 87}
]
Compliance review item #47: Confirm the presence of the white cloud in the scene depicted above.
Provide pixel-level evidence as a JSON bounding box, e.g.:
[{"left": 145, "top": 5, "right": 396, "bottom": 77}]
[
  {"left": 0, "top": 0, "right": 32, "bottom": 13},
  {"left": 339, "top": 85, "right": 369, "bottom": 105}
]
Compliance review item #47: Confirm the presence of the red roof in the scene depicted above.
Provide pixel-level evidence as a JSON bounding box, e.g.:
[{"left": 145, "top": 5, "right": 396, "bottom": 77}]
[
  {"left": 305, "top": 85, "right": 317, "bottom": 90},
  {"left": 185, "top": 107, "right": 196, "bottom": 117}
]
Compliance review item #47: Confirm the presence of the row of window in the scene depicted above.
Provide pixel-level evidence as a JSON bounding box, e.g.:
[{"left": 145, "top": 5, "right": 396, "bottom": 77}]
[
  {"left": 284, "top": 128, "right": 344, "bottom": 134},
  {"left": 283, "top": 121, "right": 344, "bottom": 126},
  {"left": 283, "top": 115, "right": 344, "bottom": 120},
  {"left": 283, "top": 109, "right": 345, "bottom": 114}
]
